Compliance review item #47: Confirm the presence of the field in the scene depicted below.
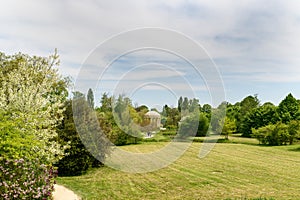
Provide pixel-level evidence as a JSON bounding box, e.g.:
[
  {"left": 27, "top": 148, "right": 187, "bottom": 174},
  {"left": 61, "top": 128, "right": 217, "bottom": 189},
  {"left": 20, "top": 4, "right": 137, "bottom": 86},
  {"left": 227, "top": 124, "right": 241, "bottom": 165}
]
[{"left": 56, "top": 137, "right": 300, "bottom": 200}]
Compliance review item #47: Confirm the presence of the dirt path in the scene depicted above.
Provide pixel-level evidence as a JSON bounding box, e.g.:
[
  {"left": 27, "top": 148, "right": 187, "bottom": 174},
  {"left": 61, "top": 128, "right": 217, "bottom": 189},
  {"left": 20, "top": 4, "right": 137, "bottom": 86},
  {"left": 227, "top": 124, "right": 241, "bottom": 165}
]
[{"left": 53, "top": 184, "right": 81, "bottom": 200}]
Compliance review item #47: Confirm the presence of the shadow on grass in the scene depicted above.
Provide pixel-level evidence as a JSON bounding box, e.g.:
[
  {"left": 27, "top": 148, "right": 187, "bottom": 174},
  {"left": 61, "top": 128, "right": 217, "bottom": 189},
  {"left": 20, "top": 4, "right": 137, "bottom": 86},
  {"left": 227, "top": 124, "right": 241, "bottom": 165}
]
[
  {"left": 192, "top": 137, "right": 260, "bottom": 146},
  {"left": 288, "top": 147, "right": 300, "bottom": 152}
]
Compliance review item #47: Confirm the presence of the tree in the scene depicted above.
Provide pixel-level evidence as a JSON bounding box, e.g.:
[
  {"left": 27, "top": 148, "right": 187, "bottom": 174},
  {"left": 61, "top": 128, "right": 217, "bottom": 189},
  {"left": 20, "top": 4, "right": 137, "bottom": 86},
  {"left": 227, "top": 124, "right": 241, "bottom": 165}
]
[
  {"left": 135, "top": 105, "right": 149, "bottom": 128},
  {"left": 222, "top": 117, "right": 237, "bottom": 140},
  {"left": 99, "top": 92, "right": 112, "bottom": 113},
  {"left": 113, "top": 95, "right": 142, "bottom": 144},
  {"left": 196, "top": 113, "right": 209, "bottom": 136},
  {"left": 178, "top": 96, "right": 183, "bottom": 112},
  {"left": 135, "top": 105, "right": 149, "bottom": 113},
  {"left": 278, "top": 93, "right": 300, "bottom": 123},
  {"left": 97, "top": 94, "right": 142, "bottom": 146},
  {"left": 178, "top": 114, "right": 199, "bottom": 138},
  {"left": 87, "top": 88, "right": 95, "bottom": 109},
  {"left": 56, "top": 99, "right": 104, "bottom": 176},
  {"left": 240, "top": 95, "right": 260, "bottom": 113},
  {"left": 237, "top": 95, "right": 260, "bottom": 134},
  {"left": 226, "top": 102, "right": 240, "bottom": 121},
  {"left": 241, "top": 103, "right": 279, "bottom": 137},
  {"left": 189, "top": 98, "right": 200, "bottom": 113},
  {"left": 287, "top": 120, "right": 300, "bottom": 145},
  {"left": 165, "top": 107, "right": 180, "bottom": 128},
  {"left": 161, "top": 104, "right": 169, "bottom": 117},
  {"left": 210, "top": 102, "right": 226, "bottom": 134},
  {"left": 0, "top": 51, "right": 68, "bottom": 164},
  {"left": 72, "top": 94, "right": 111, "bottom": 165},
  {"left": 181, "top": 97, "right": 189, "bottom": 114},
  {"left": 201, "top": 104, "right": 212, "bottom": 119}
]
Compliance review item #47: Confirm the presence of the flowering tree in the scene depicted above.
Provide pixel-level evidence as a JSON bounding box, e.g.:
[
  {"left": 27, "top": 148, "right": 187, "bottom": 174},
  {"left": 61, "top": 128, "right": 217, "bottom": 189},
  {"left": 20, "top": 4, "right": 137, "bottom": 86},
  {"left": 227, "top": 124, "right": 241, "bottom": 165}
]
[{"left": 0, "top": 50, "right": 68, "bottom": 164}]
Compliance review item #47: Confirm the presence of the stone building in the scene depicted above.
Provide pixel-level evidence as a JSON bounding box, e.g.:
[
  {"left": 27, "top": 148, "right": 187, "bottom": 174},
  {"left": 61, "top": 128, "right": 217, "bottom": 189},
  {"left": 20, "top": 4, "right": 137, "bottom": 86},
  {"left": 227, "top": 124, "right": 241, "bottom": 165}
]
[{"left": 144, "top": 111, "right": 161, "bottom": 130}]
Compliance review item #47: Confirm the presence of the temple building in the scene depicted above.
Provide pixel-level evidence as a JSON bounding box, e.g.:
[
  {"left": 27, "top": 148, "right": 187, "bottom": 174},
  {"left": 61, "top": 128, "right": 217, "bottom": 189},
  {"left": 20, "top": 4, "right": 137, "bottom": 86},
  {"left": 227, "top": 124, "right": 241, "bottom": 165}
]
[{"left": 144, "top": 111, "right": 161, "bottom": 130}]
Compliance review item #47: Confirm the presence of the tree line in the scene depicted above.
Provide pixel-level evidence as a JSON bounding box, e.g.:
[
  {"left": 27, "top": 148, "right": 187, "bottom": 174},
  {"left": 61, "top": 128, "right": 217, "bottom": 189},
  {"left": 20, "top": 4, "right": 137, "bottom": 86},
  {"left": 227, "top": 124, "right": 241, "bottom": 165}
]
[{"left": 225, "top": 94, "right": 300, "bottom": 145}]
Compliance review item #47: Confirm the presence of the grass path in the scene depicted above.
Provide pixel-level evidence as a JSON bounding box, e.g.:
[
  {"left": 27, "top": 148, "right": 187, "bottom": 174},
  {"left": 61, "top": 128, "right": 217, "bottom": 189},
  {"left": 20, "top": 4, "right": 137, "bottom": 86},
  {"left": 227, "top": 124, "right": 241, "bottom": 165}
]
[{"left": 57, "top": 141, "right": 300, "bottom": 200}]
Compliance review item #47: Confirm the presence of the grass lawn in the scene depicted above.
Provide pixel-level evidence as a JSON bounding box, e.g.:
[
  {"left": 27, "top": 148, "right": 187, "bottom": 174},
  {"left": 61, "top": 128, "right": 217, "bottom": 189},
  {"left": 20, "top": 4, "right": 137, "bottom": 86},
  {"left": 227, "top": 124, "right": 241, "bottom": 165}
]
[{"left": 56, "top": 138, "right": 300, "bottom": 200}]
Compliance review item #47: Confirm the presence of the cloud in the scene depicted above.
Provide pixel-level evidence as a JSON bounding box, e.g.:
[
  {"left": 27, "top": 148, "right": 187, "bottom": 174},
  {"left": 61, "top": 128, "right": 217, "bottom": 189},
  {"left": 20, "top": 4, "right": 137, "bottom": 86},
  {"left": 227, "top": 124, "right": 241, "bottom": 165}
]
[
  {"left": 102, "top": 66, "right": 185, "bottom": 81},
  {"left": 1, "top": 0, "right": 300, "bottom": 105}
]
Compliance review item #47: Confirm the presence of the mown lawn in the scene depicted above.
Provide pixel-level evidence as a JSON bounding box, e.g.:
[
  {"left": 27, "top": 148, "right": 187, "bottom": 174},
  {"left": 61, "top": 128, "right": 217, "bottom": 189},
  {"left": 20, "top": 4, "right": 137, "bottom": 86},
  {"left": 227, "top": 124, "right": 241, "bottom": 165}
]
[{"left": 56, "top": 138, "right": 300, "bottom": 200}]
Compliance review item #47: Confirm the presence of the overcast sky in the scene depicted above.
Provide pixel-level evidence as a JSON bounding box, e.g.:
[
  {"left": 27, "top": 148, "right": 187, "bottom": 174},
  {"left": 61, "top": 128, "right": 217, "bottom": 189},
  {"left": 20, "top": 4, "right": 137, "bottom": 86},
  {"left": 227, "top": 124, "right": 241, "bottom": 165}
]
[{"left": 1, "top": 0, "right": 300, "bottom": 108}]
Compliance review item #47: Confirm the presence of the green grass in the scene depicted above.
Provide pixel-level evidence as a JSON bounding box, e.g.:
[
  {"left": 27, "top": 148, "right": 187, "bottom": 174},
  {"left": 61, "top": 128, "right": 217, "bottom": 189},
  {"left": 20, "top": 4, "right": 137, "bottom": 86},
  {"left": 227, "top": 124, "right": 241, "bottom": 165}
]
[{"left": 56, "top": 139, "right": 300, "bottom": 200}]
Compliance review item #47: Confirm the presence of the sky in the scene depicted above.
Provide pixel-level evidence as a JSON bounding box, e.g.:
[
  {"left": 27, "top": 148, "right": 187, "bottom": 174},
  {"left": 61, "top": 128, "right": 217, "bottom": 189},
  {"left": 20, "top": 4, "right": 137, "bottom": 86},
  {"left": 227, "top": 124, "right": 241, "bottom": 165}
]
[{"left": 1, "top": 0, "right": 300, "bottom": 109}]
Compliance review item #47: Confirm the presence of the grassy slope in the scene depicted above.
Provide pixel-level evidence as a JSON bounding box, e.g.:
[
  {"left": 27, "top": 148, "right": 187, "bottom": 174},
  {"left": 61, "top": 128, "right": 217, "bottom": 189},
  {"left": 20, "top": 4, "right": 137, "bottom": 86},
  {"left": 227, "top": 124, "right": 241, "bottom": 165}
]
[{"left": 56, "top": 139, "right": 300, "bottom": 200}]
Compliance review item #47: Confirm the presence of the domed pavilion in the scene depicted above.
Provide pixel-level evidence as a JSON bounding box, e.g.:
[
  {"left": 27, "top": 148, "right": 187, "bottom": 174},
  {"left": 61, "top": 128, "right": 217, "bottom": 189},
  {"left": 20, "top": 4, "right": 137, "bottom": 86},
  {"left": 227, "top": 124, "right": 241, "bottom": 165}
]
[{"left": 144, "top": 111, "right": 161, "bottom": 130}]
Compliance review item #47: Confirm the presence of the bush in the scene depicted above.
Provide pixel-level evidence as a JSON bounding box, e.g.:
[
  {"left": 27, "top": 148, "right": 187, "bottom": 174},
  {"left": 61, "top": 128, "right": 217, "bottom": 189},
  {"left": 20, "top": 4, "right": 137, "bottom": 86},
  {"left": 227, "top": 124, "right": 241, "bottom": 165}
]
[
  {"left": 252, "top": 122, "right": 290, "bottom": 145},
  {"left": 0, "top": 157, "right": 57, "bottom": 200},
  {"left": 0, "top": 111, "right": 42, "bottom": 161},
  {"left": 161, "top": 129, "right": 177, "bottom": 136},
  {"left": 54, "top": 140, "right": 93, "bottom": 176}
]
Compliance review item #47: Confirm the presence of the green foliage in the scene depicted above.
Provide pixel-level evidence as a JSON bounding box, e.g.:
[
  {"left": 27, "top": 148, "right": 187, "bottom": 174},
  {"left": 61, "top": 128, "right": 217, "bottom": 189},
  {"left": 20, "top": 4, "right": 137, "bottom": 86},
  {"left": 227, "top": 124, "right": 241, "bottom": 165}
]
[
  {"left": 240, "top": 95, "right": 260, "bottom": 115},
  {"left": 202, "top": 104, "right": 212, "bottom": 115},
  {"left": 252, "top": 122, "right": 291, "bottom": 145},
  {"left": 210, "top": 102, "right": 226, "bottom": 134},
  {"left": 0, "top": 51, "right": 69, "bottom": 200},
  {"left": 241, "top": 103, "right": 279, "bottom": 137},
  {"left": 161, "top": 129, "right": 177, "bottom": 136},
  {"left": 0, "top": 157, "right": 57, "bottom": 200},
  {"left": 178, "top": 96, "right": 200, "bottom": 116},
  {"left": 178, "top": 114, "right": 199, "bottom": 138},
  {"left": 236, "top": 95, "right": 260, "bottom": 133},
  {"left": 226, "top": 103, "right": 240, "bottom": 121},
  {"left": 113, "top": 95, "right": 143, "bottom": 145},
  {"left": 56, "top": 99, "right": 105, "bottom": 176},
  {"left": 99, "top": 92, "right": 112, "bottom": 113},
  {"left": 188, "top": 98, "right": 200, "bottom": 113},
  {"left": 287, "top": 120, "right": 300, "bottom": 145},
  {"left": 277, "top": 93, "right": 300, "bottom": 123},
  {"left": 181, "top": 97, "right": 189, "bottom": 113},
  {"left": 72, "top": 95, "right": 111, "bottom": 165},
  {"left": 177, "top": 96, "right": 183, "bottom": 112},
  {"left": 0, "top": 51, "right": 68, "bottom": 164},
  {"left": 0, "top": 111, "right": 42, "bottom": 161},
  {"left": 222, "top": 117, "right": 237, "bottom": 140},
  {"left": 87, "top": 88, "right": 95, "bottom": 109},
  {"left": 246, "top": 94, "right": 300, "bottom": 143},
  {"left": 196, "top": 113, "right": 209, "bottom": 136},
  {"left": 165, "top": 107, "right": 180, "bottom": 128},
  {"left": 161, "top": 104, "right": 169, "bottom": 117},
  {"left": 97, "top": 94, "right": 142, "bottom": 146}
]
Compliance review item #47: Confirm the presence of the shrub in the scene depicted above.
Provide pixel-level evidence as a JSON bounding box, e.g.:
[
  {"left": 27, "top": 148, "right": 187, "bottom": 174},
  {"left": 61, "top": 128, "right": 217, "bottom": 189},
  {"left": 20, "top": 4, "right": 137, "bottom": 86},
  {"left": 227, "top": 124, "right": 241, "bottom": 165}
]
[
  {"left": 54, "top": 138, "right": 93, "bottom": 176},
  {"left": 0, "top": 111, "right": 44, "bottom": 161},
  {"left": 252, "top": 122, "right": 290, "bottom": 145},
  {"left": 0, "top": 157, "right": 57, "bottom": 200}
]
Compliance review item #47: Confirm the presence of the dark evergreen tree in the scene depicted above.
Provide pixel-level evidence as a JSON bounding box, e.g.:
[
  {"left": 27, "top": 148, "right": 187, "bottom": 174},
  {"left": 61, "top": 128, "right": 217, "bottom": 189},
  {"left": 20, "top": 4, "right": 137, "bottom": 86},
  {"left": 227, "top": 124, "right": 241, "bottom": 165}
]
[
  {"left": 178, "top": 96, "right": 183, "bottom": 112},
  {"left": 278, "top": 93, "right": 300, "bottom": 123},
  {"left": 87, "top": 88, "right": 95, "bottom": 109}
]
